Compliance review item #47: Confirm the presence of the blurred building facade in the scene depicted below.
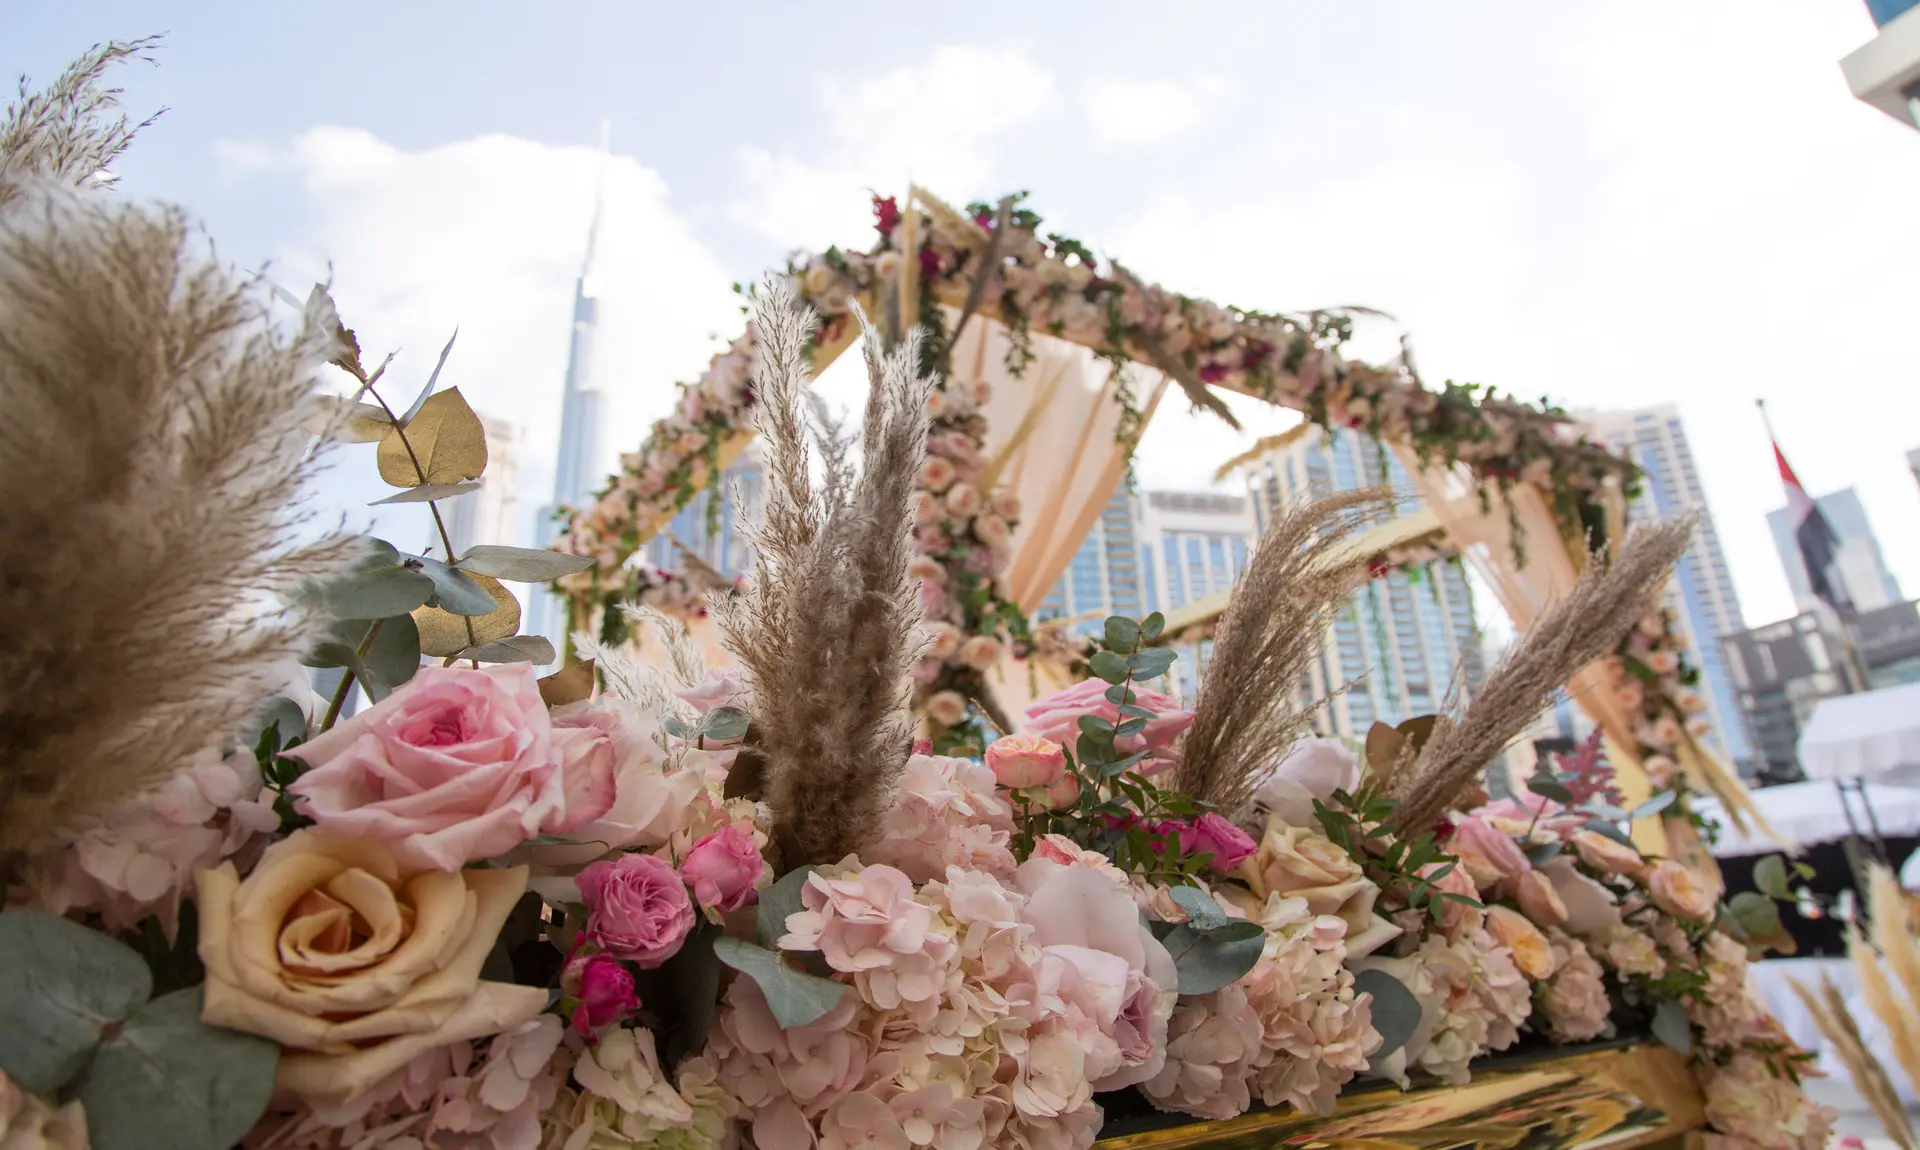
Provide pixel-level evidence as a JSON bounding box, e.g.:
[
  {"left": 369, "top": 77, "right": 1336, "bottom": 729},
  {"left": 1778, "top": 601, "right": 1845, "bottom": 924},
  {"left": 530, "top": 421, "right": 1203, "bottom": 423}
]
[
  {"left": 1841, "top": 0, "right": 1920, "bottom": 131},
  {"left": 1765, "top": 486, "right": 1902, "bottom": 614},
  {"left": 1578, "top": 405, "right": 1751, "bottom": 768}
]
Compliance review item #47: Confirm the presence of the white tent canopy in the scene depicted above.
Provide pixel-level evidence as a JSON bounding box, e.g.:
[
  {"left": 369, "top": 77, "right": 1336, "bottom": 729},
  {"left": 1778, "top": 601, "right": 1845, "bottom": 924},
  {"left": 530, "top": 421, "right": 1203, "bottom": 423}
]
[
  {"left": 1796, "top": 679, "right": 1920, "bottom": 785},
  {"left": 1694, "top": 779, "right": 1920, "bottom": 858}
]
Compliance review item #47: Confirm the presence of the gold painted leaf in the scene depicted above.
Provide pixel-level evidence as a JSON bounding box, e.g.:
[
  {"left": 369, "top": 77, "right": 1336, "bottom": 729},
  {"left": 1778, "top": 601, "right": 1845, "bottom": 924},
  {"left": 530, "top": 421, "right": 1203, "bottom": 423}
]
[
  {"left": 412, "top": 574, "right": 519, "bottom": 657},
  {"left": 301, "top": 395, "right": 391, "bottom": 443},
  {"left": 377, "top": 387, "right": 488, "bottom": 487},
  {"left": 1365, "top": 721, "right": 1404, "bottom": 780},
  {"left": 538, "top": 659, "right": 596, "bottom": 706}
]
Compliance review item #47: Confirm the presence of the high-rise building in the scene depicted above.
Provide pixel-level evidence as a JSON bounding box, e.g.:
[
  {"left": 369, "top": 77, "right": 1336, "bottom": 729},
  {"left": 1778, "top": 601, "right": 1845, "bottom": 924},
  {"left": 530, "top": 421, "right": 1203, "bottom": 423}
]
[
  {"left": 434, "top": 414, "right": 520, "bottom": 559},
  {"left": 1840, "top": 0, "right": 1920, "bottom": 132},
  {"left": 526, "top": 160, "right": 609, "bottom": 659},
  {"left": 1765, "top": 487, "right": 1902, "bottom": 614},
  {"left": 1578, "top": 406, "right": 1751, "bottom": 767},
  {"left": 1034, "top": 485, "right": 1157, "bottom": 635},
  {"left": 1242, "top": 425, "right": 1484, "bottom": 739},
  {"left": 640, "top": 443, "right": 764, "bottom": 578}
]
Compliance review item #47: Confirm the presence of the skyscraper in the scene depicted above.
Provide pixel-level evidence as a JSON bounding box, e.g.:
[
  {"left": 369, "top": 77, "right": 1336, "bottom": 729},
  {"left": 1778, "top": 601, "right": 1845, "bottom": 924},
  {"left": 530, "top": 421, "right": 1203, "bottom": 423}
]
[
  {"left": 1577, "top": 405, "right": 1750, "bottom": 766},
  {"left": 1034, "top": 485, "right": 1154, "bottom": 634},
  {"left": 1242, "top": 425, "right": 1484, "bottom": 739},
  {"left": 526, "top": 150, "right": 609, "bottom": 659},
  {"left": 1766, "top": 487, "right": 1902, "bottom": 615},
  {"left": 641, "top": 443, "right": 764, "bottom": 578}
]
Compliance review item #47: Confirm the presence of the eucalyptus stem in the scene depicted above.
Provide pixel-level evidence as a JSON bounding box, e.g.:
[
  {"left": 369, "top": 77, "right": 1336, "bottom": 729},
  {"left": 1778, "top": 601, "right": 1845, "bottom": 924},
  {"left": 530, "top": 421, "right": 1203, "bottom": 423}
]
[{"left": 319, "top": 618, "right": 387, "bottom": 732}]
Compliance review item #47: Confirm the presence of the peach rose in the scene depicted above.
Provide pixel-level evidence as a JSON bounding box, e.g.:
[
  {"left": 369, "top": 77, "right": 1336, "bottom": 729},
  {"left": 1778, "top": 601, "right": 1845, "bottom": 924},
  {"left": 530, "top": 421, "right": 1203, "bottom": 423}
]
[
  {"left": 926, "top": 690, "right": 969, "bottom": 728},
  {"left": 1512, "top": 868, "right": 1570, "bottom": 928},
  {"left": 959, "top": 634, "right": 1005, "bottom": 672},
  {"left": 1042, "top": 770, "right": 1082, "bottom": 811},
  {"left": 1485, "top": 905, "right": 1556, "bottom": 980},
  {"left": 288, "top": 664, "right": 611, "bottom": 871},
  {"left": 1243, "top": 822, "right": 1391, "bottom": 952},
  {"left": 919, "top": 456, "right": 957, "bottom": 493},
  {"left": 1572, "top": 829, "right": 1644, "bottom": 877},
  {"left": 1449, "top": 816, "right": 1530, "bottom": 891},
  {"left": 1645, "top": 859, "right": 1716, "bottom": 922},
  {"left": 945, "top": 484, "right": 982, "bottom": 518},
  {"left": 986, "top": 732, "right": 1067, "bottom": 789},
  {"left": 195, "top": 832, "right": 544, "bottom": 1102},
  {"left": 973, "top": 514, "right": 1011, "bottom": 548}
]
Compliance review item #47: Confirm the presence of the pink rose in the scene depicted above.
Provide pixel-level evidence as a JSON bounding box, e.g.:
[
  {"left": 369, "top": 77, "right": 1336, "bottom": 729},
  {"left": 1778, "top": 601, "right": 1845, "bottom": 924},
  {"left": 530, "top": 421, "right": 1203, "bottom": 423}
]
[
  {"left": 1419, "top": 859, "right": 1484, "bottom": 941},
  {"left": 918, "top": 456, "right": 957, "bottom": 493},
  {"left": 1024, "top": 678, "right": 1195, "bottom": 778},
  {"left": 288, "top": 664, "right": 611, "bottom": 871},
  {"left": 973, "top": 514, "right": 1011, "bottom": 548},
  {"left": 1644, "top": 859, "right": 1716, "bottom": 922},
  {"left": 576, "top": 852, "right": 696, "bottom": 967},
  {"left": 1512, "top": 868, "right": 1570, "bottom": 928},
  {"left": 1042, "top": 770, "right": 1082, "bottom": 811},
  {"left": 1448, "top": 816, "right": 1530, "bottom": 891},
  {"left": 680, "top": 824, "right": 765, "bottom": 913},
  {"left": 566, "top": 953, "right": 641, "bottom": 1037},
  {"left": 958, "top": 634, "right": 1004, "bottom": 672},
  {"left": 925, "top": 690, "right": 968, "bottom": 727},
  {"left": 986, "top": 732, "right": 1067, "bottom": 789},
  {"left": 945, "top": 483, "right": 982, "bottom": 518},
  {"left": 1183, "top": 813, "right": 1257, "bottom": 871},
  {"left": 675, "top": 668, "right": 745, "bottom": 715},
  {"left": 1572, "top": 829, "right": 1644, "bottom": 877}
]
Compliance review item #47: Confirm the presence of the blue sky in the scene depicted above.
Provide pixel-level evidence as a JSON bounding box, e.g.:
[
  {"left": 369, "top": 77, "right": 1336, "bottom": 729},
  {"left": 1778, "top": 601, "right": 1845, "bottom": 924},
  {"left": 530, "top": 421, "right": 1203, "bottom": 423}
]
[{"left": 11, "top": 1, "right": 1920, "bottom": 629}]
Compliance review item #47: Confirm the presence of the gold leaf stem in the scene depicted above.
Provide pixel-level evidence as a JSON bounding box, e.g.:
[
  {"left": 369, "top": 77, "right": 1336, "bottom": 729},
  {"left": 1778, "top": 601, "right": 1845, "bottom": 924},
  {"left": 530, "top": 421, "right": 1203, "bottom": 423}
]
[{"left": 362, "top": 381, "right": 479, "bottom": 661}]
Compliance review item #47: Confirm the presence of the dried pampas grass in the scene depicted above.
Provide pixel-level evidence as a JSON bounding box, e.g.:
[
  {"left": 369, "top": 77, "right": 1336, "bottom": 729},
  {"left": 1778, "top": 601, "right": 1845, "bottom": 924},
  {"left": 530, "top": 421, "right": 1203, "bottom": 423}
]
[
  {"left": 1, "top": 36, "right": 163, "bottom": 204},
  {"left": 1789, "top": 971, "right": 1916, "bottom": 1150},
  {"left": 1388, "top": 515, "right": 1697, "bottom": 835},
  {"left": 1173, "top": 487, "right": 1393, "bottom": 818},
  {"left": 715, "top": 279, "right": 933, "bottom": 866},
  {"left": 0, "top": 182, "right": 356, "bottom": 859},
  {"left": 1859, "top": 865, "right": 1920, "bottom": 1101}
]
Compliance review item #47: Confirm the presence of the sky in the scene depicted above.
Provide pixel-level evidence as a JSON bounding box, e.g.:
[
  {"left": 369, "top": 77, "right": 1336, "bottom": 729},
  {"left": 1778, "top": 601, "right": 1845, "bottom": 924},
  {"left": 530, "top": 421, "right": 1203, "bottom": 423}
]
[{"left": 11, "top": 0, "right": 1920, "bottom": 630}]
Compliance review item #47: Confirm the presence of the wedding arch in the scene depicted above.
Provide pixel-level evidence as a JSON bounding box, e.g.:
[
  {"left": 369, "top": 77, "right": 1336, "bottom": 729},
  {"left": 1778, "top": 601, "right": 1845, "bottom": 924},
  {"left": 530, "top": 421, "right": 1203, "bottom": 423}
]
[{"left": 551, "top": 186, "right": 1762, "bottom": 857}]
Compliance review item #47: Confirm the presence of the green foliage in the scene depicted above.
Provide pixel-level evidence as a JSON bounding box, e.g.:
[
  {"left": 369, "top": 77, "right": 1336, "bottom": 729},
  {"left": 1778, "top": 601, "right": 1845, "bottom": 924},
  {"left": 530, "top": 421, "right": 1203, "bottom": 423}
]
[
  {"left": 711, "top": 937, "right": 847, "bottom": 1029},
  {"left": 1353, "top": 969, "right": 1422, "bottom": 1058},
  {"left": 455, "top": 545, "right": 595, "bottom": 583},
  {"left": 1313, "top": 789, "right": 1479, "bottom": 925},
  {"left": 0, "top": 910, "right": 151, "bottom": 1091},
  {"left": 1651, "top": 999, "right": 1693, "bottom": 1055},
  {"left": 1160, "top": 918, "right": 1264, "bottom": 995}
]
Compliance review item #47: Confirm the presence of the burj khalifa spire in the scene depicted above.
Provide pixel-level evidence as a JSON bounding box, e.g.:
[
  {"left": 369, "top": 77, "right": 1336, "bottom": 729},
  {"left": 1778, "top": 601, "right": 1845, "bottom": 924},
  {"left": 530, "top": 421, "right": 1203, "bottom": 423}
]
[{"left": 529, "top": 123, "right": 611, "bottom": 657}]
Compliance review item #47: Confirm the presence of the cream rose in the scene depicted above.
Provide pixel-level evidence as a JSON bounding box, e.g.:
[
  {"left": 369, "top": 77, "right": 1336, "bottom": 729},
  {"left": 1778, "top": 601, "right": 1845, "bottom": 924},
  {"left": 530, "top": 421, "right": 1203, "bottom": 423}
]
[
  {"left": 1644, "top": 859, "right": 1717, "bottom": 922},
  {"left": 195, "top": 831, "right": 546, "bottom": 1103},
  {"left": 1241, "top": 821, "right": 1393, "bottom": 956},
  {"left": 1485, "top": 905, "right": 1556, "bottom": 980}
]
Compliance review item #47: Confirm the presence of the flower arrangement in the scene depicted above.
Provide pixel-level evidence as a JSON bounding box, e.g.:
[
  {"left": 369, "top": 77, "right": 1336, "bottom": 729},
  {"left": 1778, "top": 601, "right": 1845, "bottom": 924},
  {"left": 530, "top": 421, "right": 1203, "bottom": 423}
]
[{"left": 0, "top": 43, "right": 1823, "bottom": 1150}]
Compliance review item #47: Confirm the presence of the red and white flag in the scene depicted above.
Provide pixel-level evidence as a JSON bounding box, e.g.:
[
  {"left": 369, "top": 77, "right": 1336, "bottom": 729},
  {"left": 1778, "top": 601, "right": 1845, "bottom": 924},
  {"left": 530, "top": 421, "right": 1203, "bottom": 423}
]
[{"left": 1770, "top": 427, "right": 1852, "bottom": 615}]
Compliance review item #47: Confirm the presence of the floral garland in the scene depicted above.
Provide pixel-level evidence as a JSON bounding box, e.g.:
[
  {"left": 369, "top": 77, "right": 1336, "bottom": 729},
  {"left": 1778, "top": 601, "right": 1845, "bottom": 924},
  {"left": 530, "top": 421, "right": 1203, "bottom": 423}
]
[{"left": 552, "top": 191, "right": 1635, "bottom": 624}]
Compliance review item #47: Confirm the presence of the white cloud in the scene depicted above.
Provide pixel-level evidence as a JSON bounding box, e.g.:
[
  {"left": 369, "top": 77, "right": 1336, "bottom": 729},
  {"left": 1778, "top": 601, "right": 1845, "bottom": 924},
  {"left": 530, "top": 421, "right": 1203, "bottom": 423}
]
[
  {"left": 228, "top": 127, "right": 741, "bottom": 550},
  {"left": 1081, "top": 78, "right": 1222, "bottom": 148},
  {"left": 727, "top": 45, "right": 1056, "bottom": 250}
]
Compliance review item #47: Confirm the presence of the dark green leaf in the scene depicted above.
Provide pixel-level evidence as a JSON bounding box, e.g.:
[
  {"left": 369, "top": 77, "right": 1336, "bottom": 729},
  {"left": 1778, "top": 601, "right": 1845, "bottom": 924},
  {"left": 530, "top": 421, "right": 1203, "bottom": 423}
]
[
  {"left": 1753, "top": 854, "right": 1790, "bottom": 900},
  {"left": 711, "top": 937, "right": 846, "bottom": 1029},
  {"left": 757, "top": 867, "right": 817, "bottom": 948},
  {"left": 1140, "top": 612, "right": 1165, "bottom": 642},
  {"left": 1104, "top": 683, "right": 1135, "bottom": 706},
  {"left": 0, "top": 910, "right": 152, "bottom": 1092},
  {"left": 1078, "top": 714, "right": 1115, "bottom": 738},
  {"left": 1729, "top": 891, "right": 1782, "bottom": 936},
  {"left": 1354, "top": 969, "right": 1422, "bottom": 1059},
  {"left": 1651, "top": 1000, "right": 1693, "bottom": 1055},
  {"left": 355, "top": 614, "right": 421, "bottom": 689},
  {"left": 1524, "top": 841, "right": 1563, "bottom": 865},
  {"left": 1161, "top": 924, "right": 1263, "bottom": 995},
  {"left": 656, "top": 923, "right": 721, "bottom": 1068},
  {"left": 458, "top": 635, "right": 557, "bottom": 664},
  {"left": 416, "top": 556, "right": 500, "bottom": 615},
  {"left": 1204, "top": 920, "right": 1264, "bottom": 942},
  {"left": 1526, "top": 776, "right": 1574, "bottom": 804},
  {"left": 1115, "top": 717, "right": 1146, "bottom": 738},
  {"left": 1077, "top": 733, "right": 1109, "bottom": 768},
  {"left": 1104, "top": 616, "right": 1140, "bottom": 654},
  {"left": 703, "top": 706, "right": 751, "bottom": 742},
  {"left": 240, "top": 697, "right": 308, "bottom": 760},
  {"left": 77, "top": 987, "right": 277, "bottom": 1150},
  {"left": 1126, "top": 647, "right": 1177, "bottom": 680},
  {"left": 456, "top": 544, "right": 596, "bottom": 582},
  {"left": 1088, "top": 650, "right": 1130, "bottom": 684},
  {"left": 368, "top": 480, "right": 482, "bottom": 505}
]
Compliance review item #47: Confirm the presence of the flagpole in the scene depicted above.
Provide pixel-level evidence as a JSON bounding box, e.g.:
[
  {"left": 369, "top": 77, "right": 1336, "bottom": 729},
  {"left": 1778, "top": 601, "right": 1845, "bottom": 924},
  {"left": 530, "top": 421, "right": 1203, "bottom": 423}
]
[{"left": 1760, "top": 398, "right": 1871, "bottom": 694}]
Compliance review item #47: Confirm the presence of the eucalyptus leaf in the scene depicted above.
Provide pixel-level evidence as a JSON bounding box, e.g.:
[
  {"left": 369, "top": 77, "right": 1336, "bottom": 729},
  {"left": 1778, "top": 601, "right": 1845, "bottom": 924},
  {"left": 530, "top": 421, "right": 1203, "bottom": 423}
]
[
  {"left": 757, "top": 867, "right": 818, "bottom": 948},
  {"left": 1629, "top": 791, "right": 1677, "bottom": 820},
  {"left": 1168, "top": 885, "right": 1229, "bottom": 930},
  {"left": 415, "top": 556, "right": 501, "bottom": 616},
  {"left": 1651, "top": 999, "right": 1693, "bottom": 1054},
  {"left": 377, "top": 386, "right": 488, "bottom": 487},
  {"left": 1161, "top": 923, "right": 1263, "bottom": 995},
  {"left": 1584, "top": 818, "right": 1636, "bottom": 848},
  {"left": 1103, "top": 683, "right": 1134, "bottom": 705},
  {"left": 1088, "top": 650, "right": 1130, "bottom": 685},
  {"left": 240, "top": 696, "right": 309, "bottom": 756},
  {"left": 1202, "top": 920, "right": 1264, "bottom": 943},
  {"left": 1753, "top": 854, "right": 1790, "bottom": 899},
  {"left": 1103, "top": 616, "right": 1139, "bottom": 653},
  {"left": 299, "top": 640, "right": 378, "bottom": 696},
  {"left": 1139, "top": 611, "right": 1165, "bottom": 642},
  {"left": 454, "top": 544, "right": 596, "bottom": 582},
  {"left": 368, "top": 480, "right": 483, "bottom": 505},
  {"left": 1078, "top": 715, "right": 1115, "bottom": 738},
  {"left": 1353, "top": 969, "right": 1422, "bottom": 1059},
  {"left": 1729, "top": 891, "right": 1782, "bottom": 936},
  {"left": 303, "top": 395, "right": 391, "bottom": 443},
  {"left": 664, "top": 716, "right": 699, "bottom": 740},
  {"left": 399, "top": 327, "right": 459, "bottom": 424},
  {"left": 309, "top": 553, "right": 435, "bottom": 620},
  {"left": 356, "top": 613, "right": 422, "bottom": 690},
  {"left": 1126, "top": 647, "right": 1177, "bottom": 680},
  {"left": 0, "top": 910, "right": 152, "bottom": 1092},
  {"left": 76, "top": 988, "right": 278, "bottom": 1150},
  {"left": 459, "top": 634, "right": 557, "bottom": 665},
  {"left": 1526, "top": 775, "right": 1574, "bottom": 804},
  {"left": 703, "top": 706, "right": 751, "bottom": 742},
  {"left": 711, "top": 937, "right": 847, "bottom": 1029},
  {"left": 1524, "top": 841, "right": 1564, "bottom": 865}
]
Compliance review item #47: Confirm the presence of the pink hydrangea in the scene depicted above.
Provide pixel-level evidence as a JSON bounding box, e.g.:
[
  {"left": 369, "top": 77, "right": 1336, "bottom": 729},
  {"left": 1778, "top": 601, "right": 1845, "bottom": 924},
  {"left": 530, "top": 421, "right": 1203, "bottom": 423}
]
[
  {"left": 1538, "top": 930, "right": 1609, "bottom": 1043},
  {"left": 1023, "top": 679, "right": 1194, "bottom": 778},
  {"left": 1140, "top": 983, "right": 1264, "bottom": 1120},
  {"left": 1702, "top": 1052, "right": 1835, "bottom": 1150},
  {"left": 865, "top": 755, "right": 1016, "bottom": 883},
  {"left": 1239, "top": 894, "right": 1380, "bottom": 1115}
]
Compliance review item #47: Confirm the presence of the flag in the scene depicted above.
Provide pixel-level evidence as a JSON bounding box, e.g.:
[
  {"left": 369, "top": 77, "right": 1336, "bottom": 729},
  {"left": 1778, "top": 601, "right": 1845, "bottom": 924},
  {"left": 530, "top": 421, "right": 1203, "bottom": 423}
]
[{"left": 1772, "top": 438, "right": 1853, "bottom": 615}]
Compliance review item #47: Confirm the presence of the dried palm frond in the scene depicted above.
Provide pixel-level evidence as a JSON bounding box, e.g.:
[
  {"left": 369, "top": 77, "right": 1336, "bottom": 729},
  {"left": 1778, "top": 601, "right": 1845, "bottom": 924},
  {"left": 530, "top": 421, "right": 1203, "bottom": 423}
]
[
  {"left": 714, "top": 279, "right": 933, "bottom": 865},
  {"left": 1173, "top": 487, "right": 1394, "bottom": 818},
  {"left": 1, "top": 36, "right": 163, "bottom": 204},
  {"left": 0, "top": 185, "right": 357, "bottom": 859},
  {"left": 1790, "top": 972, "right": 1916, "bottom": 1150},
  {"left": 1388, "top": 515, "right": 1696, "bottom": 835}
]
